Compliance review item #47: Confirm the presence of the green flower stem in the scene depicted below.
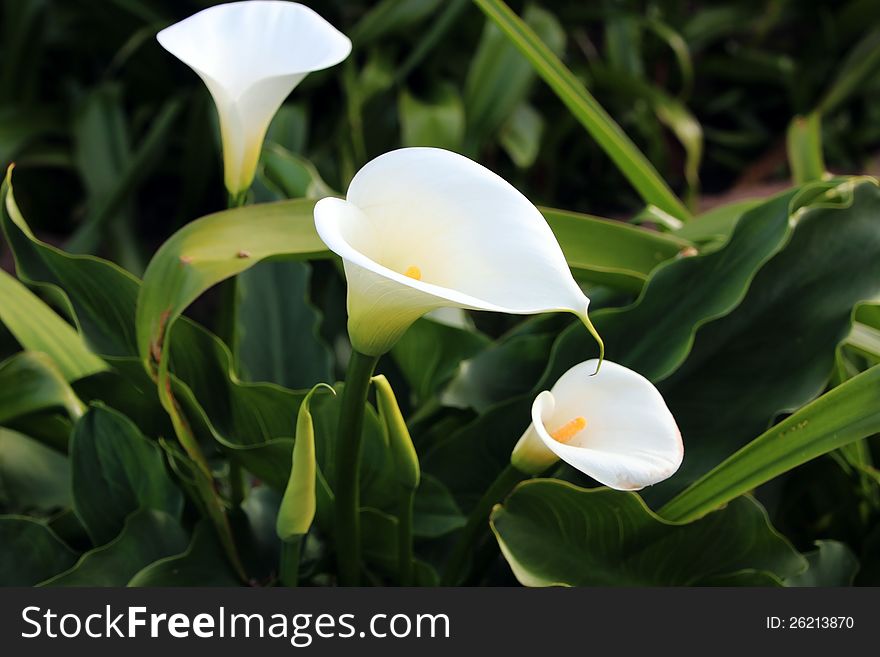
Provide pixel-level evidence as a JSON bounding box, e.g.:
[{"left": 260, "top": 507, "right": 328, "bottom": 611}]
[
  {"left": 220, "top": 188, "right": 249, "bottom": 504},
  {"left": 441, "top": 463, "right": 528, "bottom": 586},
  {"left": 279, "top": 536, "right": 303, "bottom": 587},
  {"left": 397, "top": 488, "right": 416, "bottom": 586},
  {"left": 335, "top": 350, "right": 380, "bottom": 586}
]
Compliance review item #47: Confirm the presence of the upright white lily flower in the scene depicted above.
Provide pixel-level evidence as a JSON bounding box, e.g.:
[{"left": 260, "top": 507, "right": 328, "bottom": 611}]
[
  {"left": 511, "top": 360, "right": 683, "bottom": 490},
  {"left": 157, "top": 1, "right": 351, "bottom": 197},
  {"left": 314, "top": 147, "right": 599, "bottom": 356}
]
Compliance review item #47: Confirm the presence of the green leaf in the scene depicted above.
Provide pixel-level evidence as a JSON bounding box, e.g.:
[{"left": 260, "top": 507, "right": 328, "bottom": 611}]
[
  {"left": 591, "top": 67, "right": 703, "bottom": 206},
  {"left": 441, "top": 331, "right": 555, "bottom": 413},
  {"left": 360, "top": 507, "right": 440, "bottom": 585},
  {"left": 465, "top": 3, "right": 564, "bottom": 148},
  {"left": 817, "top": 27, "right": 880, "bottom": 115},
  {"left": 787, "top": 113, "right": 826, "bottom": 184},
  {"left": 651, "top": 179, "right": 880, "bottom": 498},
  {"left": 2, "top": 170, "right": 140, "bottom": 357},
  {"left": 71, "top": 404, "right": 183, "bottom": 545},
  {"left": 399, "top": 84, "right": 465, "bottom": 151},
  {"left": 491, "top": 480, "right": 806, "bottom": 586},
  {"left": 498, "top": 102, "right": 543, "bottom": 168},
  {"left": 259, "top": 143, "right": 335, "bottom": 200},
  {"left": 391, "top": 317, "right": 489, "bottom": 403},
  {"left": 0, "top": 428, "right": 71, "bottom": 512},
  {"left": 0, "top": 516, "right": 78, "bottom": 585},
  {"left": 128, "top": 521, "right": 240, "bottom": 587},
  {"left": 136, "top": 198, "right": 324, "bottom": 373},
  {"left": 542, "top": 206, "right": 692, "bottom": 293},
  {"left": 785, "top": 541, "right": 859, "bottom": 587},
  {"left": 40, "top": 509, "right": 187, "bottom": 587},
  {"left": 0, "top": 269, "right": 107, "bottom": 381},
  {"left": 67, "top": 95, "right": 181, "bottom": 258},
  {"left": 351, "top": 0, "right": 443, "bottom": 46},
  {"left": 660, "top": 364, "right": 880, "bottom": 522},
  {"left": 413, "top": 474, "right": 465, "bottom": 538},
  {"left": 237, "top": 260, "right": 333, "bottom": 390},
  {"left": 473, "top": 0, "right": 690, "bottom": 220},
  {"left": 0, "top": 351, "right": 85, "bottom": 428}
]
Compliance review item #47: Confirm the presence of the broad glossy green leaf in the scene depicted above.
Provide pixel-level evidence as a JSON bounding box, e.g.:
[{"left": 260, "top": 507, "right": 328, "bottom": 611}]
[
  {"left": 542, "top": 207, "right": 691, "bottom": 293},
  {"left": 660, "top": 365, "right": 880, "bottom": 522},
  {"left": 673, "top": 198, "right": 762, "bottom": 245},
  {"left": 0, "top": 516, "right": 78, "bottom": 585},
  {"left": 413, "top": 474, "right": 465, "bottom": 538},
  {"left": 0, "top": 269, "right": 107, "bottom": 380},
  {"left": 392, "top": 318, "right": 489, "bottom": 403},
  {"left": 237, "top": 260, "right": 333, "bottom": 390},
  {"left": 2, "top": 170, "right": 139, "bottom": 357},
  {"left": 136, "top": 197, "right": 323, "bottom": 372},
  {"left": 0, "top": 429, "right": 71, "bottom": 512},
  {"left": 127, "top": 521, "right": 240, "bottom": 586},
  {"left": 473, "top": 0, "right": 689, "bottom": 220},
  {"left": 71, "top": 404, "right": 183, "bottom": 545},
  {"left": 785, "top": 541, "right": 859, "bottom": 587},
  {"left": 0, "top": 351, "right": 85, "bottom": 427},
  {"left": 544, "top": 186, "right": 803, "bottom": 386},
  {"left": 40, "top": 509, "right": 187, "bottom": 587},
  {"left": 441, "top": 332, "right": 554, "bottom": 413},
  {"left": 491, "top": 480, "right": 806, "bottom": 586},
  {"left": 650, "top": 179, "right": 880, "bottom": 498}
]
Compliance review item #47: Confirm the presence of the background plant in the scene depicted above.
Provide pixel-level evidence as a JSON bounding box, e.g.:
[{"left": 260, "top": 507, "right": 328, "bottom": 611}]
[{"left": 1, "top": 0, "right": 879, "bottom": 586}]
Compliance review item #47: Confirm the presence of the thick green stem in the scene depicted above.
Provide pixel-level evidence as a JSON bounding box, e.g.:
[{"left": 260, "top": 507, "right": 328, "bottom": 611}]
[
  {"left": 397, "top": 488, "right": 416, "bottom": 586},
  {"left": 279, "top": 536, "right": 303, "bottom": 587},
  {"left": 441, "top": 464, "right": 527, "bottom": 586},
  {"left": 334, "top": 350, "right": 380, "bottom": 586}
]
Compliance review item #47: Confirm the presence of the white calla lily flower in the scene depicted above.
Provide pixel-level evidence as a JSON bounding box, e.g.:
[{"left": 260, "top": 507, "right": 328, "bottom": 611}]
[
  {"left": 157, "top": 1, "right": 351, "bottom": 197},
  {"left": 512, "top": 359, "right": 683, "bottom": 490},
  {"left": 314, "top": 147, "right": 599, "bottom": 356}
]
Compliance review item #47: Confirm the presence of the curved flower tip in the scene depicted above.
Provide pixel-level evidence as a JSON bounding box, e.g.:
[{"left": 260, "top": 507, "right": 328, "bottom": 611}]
[
  {"left": 157, "top": 1, "right": 351, "bottom": 196},
  {"left": 314, "top": 147, "right": 591, "bottom": 356},
  {"left": 511, "top": 360, "right": 683, "bottom": 490}
]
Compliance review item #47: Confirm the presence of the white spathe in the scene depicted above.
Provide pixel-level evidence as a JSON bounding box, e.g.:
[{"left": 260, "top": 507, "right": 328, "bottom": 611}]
[
  {"left": 157, "top": 1, "right": 351, "bottom": 196},
  {"left": 512, "top": 359, "right": 683, "bottom": 490},
  {"left": 314, "top": 147, "right": 595, "bottom": 356}
]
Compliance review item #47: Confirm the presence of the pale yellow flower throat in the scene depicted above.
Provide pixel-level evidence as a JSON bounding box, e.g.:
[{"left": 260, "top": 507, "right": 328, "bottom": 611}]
[{"left": 550, "top": 417, "right": 587, "bottom": 444}]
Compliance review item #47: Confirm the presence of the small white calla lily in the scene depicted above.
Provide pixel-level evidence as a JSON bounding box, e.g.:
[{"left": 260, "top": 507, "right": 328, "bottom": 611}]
[
  {"left": 511, "top": 359, "right": 683, "bottom": 490},
  {"left": 314, "top": 147, "right": 598, "bottom": 356},
  {"left": 157, "top": 1, "right": 351, "bottom": 196}
]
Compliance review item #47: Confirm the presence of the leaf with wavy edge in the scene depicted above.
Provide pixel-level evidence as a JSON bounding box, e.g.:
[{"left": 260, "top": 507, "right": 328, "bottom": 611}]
[
  {"left": 0, "top": 269, "right": 106, "bottom": 381},
  {"left": 491, "top": 479, "right": 806, "bottom": 586}
]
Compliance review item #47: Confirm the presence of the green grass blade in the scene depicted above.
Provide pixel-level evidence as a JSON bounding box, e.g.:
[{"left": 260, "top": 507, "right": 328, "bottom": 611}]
[{"left": 473, "top": 0, "right": 689, "bottom": 220}]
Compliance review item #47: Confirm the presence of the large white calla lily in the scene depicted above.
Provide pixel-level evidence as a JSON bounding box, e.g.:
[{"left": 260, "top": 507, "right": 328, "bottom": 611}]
[
  {"left": 314, "top": 147, "right": 598, "bottom": 356},
  {"left": 157, "top": 1, "right": 351, "bottom": 197},
  {"left": 512, "top": 359, "right": 683, "bottom": 490}
]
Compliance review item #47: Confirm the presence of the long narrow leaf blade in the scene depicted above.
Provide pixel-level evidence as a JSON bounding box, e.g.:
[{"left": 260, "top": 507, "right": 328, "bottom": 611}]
[{"left": 473, "top": 0, "right": 689, "bottom": 220}]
